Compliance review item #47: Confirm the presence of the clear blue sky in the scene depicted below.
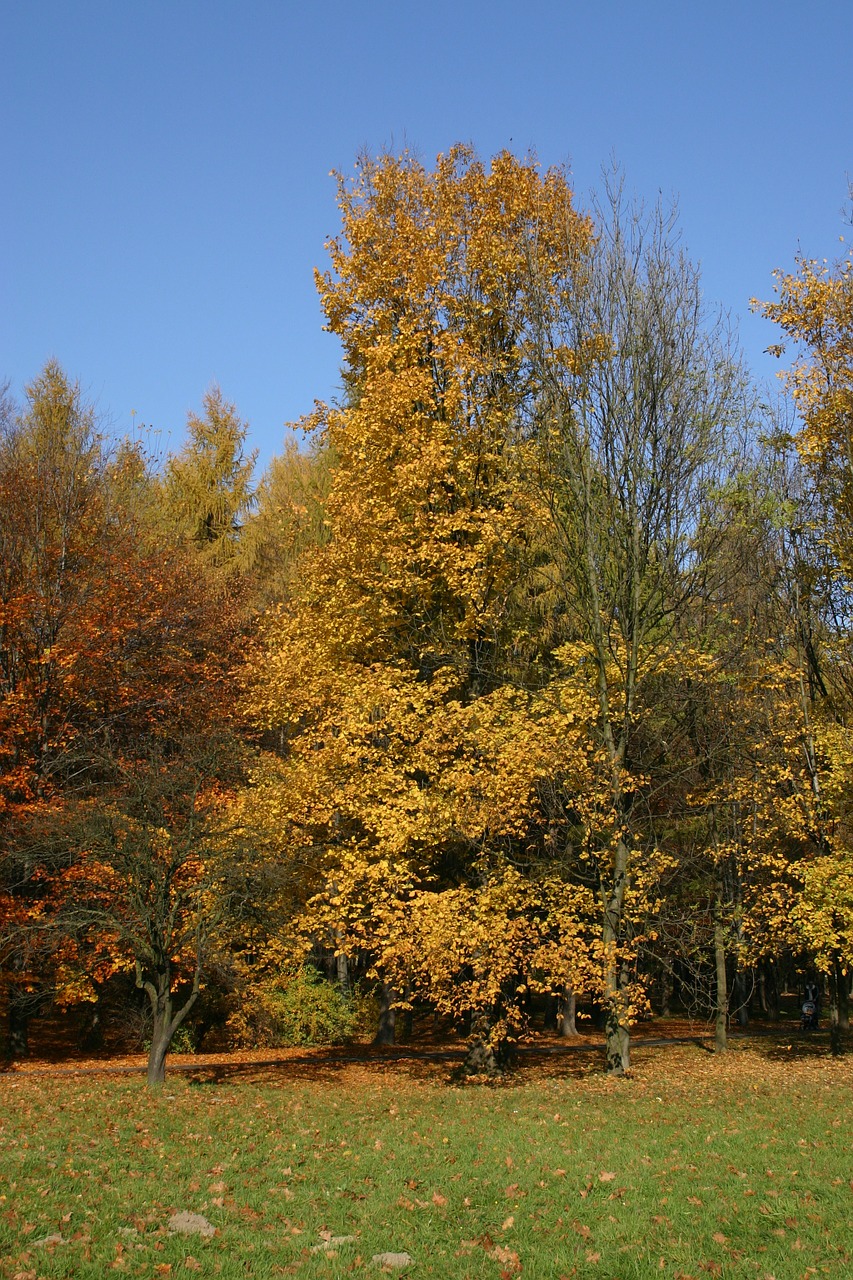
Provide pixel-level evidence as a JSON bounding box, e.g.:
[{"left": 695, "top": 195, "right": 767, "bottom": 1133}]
[{"left": 3, "top": 1, "right": 851, "bottom": 471}]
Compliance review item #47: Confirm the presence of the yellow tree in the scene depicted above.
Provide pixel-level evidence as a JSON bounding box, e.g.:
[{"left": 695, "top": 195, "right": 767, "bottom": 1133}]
[
  {"left": 757, "top": 242, "right": 853, "bottom": 1043},
  {"left": 241, "top": 436, "right": 333, "bottom": 609},
  {"left": 163, "top": 387, "right": 257, "bottom": 574},
  {"left": 756, "top": 247, "right": 853, "bottom": 576},
  {"left": 241, "top": 147, "right": 601, "bottom": 1068}
]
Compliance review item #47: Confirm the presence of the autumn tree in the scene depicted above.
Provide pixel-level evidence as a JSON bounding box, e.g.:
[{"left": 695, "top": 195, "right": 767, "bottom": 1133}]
[
  {"left": 163, "top": 386, "right": 257, "bottom": 573},
  {"left": 0, "top": 363, "right": 115, "bottom": 1052},
  {"left": 241, "top": 147, "right": 603, "bottom": 1070},
  {"left": 0, "top": 364, "right": 245, "bottom": 1076},
  {"left": 51, "top": 734, "right": 241, "bottom": 1085},
  {"left": 756, "top": 245, "right": 853, "bottom": 580},
  {"left": 756, "top": 238, "right": 853, "bottom": 1045},
  {"left": 241, "top": 435, "right": 333, "bottom": 608},
  {"left": 525, "top": 182, "right": 750, "bottom": 1071}
]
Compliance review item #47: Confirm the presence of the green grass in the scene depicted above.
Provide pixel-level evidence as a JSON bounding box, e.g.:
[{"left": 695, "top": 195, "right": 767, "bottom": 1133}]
[{"left": 2, "top": 1041, "right": 852, "bottom": 1278}]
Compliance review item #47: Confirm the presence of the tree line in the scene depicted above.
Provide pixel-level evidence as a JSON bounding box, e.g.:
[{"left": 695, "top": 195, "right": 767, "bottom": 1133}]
[{"left": 2, "top": 146, "right": 852, "bottom": 1085}]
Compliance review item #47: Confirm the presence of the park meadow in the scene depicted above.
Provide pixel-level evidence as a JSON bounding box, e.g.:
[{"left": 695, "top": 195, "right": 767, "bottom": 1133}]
[{"left": 3, "top": 1026, "right": 853, "bottom": 1279}]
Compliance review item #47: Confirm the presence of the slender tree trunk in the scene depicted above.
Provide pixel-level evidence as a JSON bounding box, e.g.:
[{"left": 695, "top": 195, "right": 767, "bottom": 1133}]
[
  {"left": 6, "top": 949, "right": 31, "bottom": 1058},
  {"left": 732, "top": 970, "right": 750, "bottom": 1027},
  {"left": 543, "top": 993, "right": 558, "bottom": 1033},
  {"left": 767, "top": 961, "right": 781, "bottom": 1021},
  {"left": 659, "top": 964, "right": 673, "bottom": 1017},
  {"left": 835, "top": 958, "right": 850, "bottom": 1033},
  {"left": 713, "top": 908, "right": 728, "bottom": 1053},
  {"left": 335, "top": 942, "right": 350, "bottom": 995},
  {"left": 603, "top": 837, "right": 631, "bottom": 1074},
  {"left": 78, "top": 999, "right": 104, "bottom": 1052},
  {"left": 829, "top": 959, "right": 846, "bottom": 1055},
  {"left": 7, "top": 994, "right": 29, "bottom": 1058}
]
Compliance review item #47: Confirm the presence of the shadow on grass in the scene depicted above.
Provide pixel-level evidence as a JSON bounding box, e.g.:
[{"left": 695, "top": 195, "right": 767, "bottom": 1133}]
[{"left": 8, "top": 1017, "right": 844, "bottom": 1088}]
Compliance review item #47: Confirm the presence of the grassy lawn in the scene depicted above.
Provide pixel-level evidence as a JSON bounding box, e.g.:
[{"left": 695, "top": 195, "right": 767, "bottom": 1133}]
[{"left": 2, "top": 1038, "right": 852, "bottom": 1279}]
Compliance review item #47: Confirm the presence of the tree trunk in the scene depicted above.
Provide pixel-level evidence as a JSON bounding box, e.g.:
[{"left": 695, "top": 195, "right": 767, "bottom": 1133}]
[
  {"left": 7, "top": 994, "right": 29, "bottom": 1058},
  {"left": 78, "top": 1001, "right": 104, "bottom": 1053},
  {"left": 829, "top": 960, "right": 846, "bottom": 1055},
  {"left": 732, "top": 970, "right": 750, "bottom": 1027},
  {"left": 140, "top": 965, "right": 199, "bottom": 1088},
  {"left": 558, "top": 989, "right": 578, "bottom": 1037},
  {"left": 659, "top": 964, "right": 673, "bottom": 1017},
  {"left": 603, "top": 837, "right": 631, "bottom": 1074},
  {"left": 766, "top": 961, "right": 781, "bottom": 1021},
  {"left": 714, "top": 910, "right": 728, "bottom": 1053},
  {"left": 373, "top": 983, "right": 396, "bottom": 1046},
  {"left": 460, "top": 1013, "right": 511, "bottom": 1078},
  {"left": 147, "top": 1021, "right": 171, "bottom": 1086},
  {"left": 835, "top": 958, "right": 849, "bottom": 1033},
  {"left": 543, "top": 993, "right": 558, "bottom": 1033},
  {"left": 335, "top": 946, "right": 350, "bottom": 995}
]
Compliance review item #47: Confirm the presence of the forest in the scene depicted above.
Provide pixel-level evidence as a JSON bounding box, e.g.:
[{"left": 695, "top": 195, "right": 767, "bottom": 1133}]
[{"left": 3, "top": 145, "right": 853, "bottom": 1088}]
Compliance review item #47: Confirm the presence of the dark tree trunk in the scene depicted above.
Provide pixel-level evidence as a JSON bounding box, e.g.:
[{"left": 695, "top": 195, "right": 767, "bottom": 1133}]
[
  {"left": 659, "top": 965, "right": 673, "bottom": 1017},
  {"left": 835, "top": 958, "right": 850, "bottom": 1033},
  {"left": 78, "top": 1001, "right": 105, "bottom": 1053},
  {"left": 147, "top": 1021, "right": 170, "bottom": 1086},
  {"left": 829, "top": 959, "right": 847, "bottom": 1055},
  {"left": 732, "top": 970, "right": 750, "bottom": 1027},
  {"left": 140, "top": 965, "right": 198, "bottom": 1088},
  {"left": 7, "top": 994, "right": 29, "bottom": 1057},
  {"left": 766, "top": 962, "right": 781, "bottom": 1020},
  {"left": 373, "top": 983, "right": 396, "bottom": 1046},
  {"left": 543, "top": 994, "right": 558, "bottom": 1033},
  {"left": 757, "top": 966, "right": 769, "bottom": 1016},
  {"left": 603, "top": 845, "right": 631, "bottom": 1074},
  {"left": 714, "top": 912, "right": 728, "bottom": 1053},
  {"left": 460, "top": 1013, "right": 511, "bottom": 1078}
]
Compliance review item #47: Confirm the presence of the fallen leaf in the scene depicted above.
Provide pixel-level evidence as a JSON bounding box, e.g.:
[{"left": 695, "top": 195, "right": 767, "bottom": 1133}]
[
  {"left": 487, "top": 1243, "right": 521, "bottom": 1272},
  {"left": 598, "top": 1171, "right": 616, "bottom": 1183}
]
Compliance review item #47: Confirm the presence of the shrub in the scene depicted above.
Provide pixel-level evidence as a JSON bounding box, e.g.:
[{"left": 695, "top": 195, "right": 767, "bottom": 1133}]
[{"left": 228, "top": 966, "right": 367, "bottom": 1048}]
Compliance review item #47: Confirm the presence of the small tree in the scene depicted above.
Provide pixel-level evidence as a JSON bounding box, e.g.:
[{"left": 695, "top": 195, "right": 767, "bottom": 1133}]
[
  {"left": 163, "top": 387, "right": 257, "bottom": 572},
  {"left": 55, "top": 741, "right": 235, "bottom": 1086}
]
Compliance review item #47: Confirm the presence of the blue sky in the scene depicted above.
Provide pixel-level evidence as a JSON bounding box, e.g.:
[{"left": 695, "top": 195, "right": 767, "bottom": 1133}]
[{"left": 3, "top": 1, "right": 851, "bottom": 471}]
